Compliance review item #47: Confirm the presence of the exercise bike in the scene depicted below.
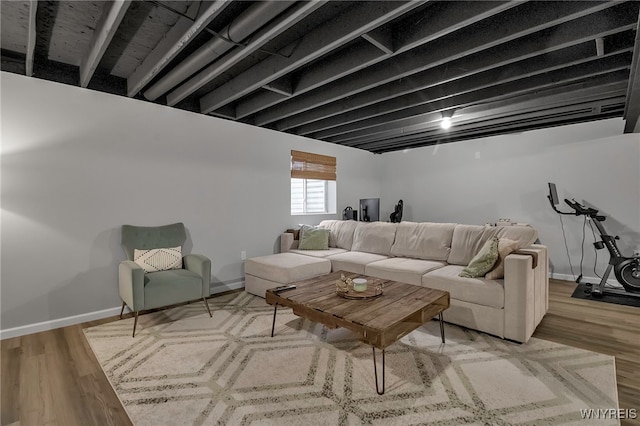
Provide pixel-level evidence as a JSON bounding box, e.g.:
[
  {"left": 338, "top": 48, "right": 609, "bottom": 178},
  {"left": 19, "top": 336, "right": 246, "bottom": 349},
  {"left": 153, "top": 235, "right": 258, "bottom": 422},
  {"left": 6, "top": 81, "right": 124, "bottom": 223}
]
[{"left": 547, "top": 182, "right": 640, "bottom": 297}]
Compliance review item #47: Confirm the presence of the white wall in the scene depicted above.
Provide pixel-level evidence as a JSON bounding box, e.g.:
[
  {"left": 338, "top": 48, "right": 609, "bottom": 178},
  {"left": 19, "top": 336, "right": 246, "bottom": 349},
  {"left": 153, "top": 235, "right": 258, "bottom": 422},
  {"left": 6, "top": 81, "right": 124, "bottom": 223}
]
[
  {"left": 0, "top": 72, "right": 380, "bottom": 332},
  {"left": 2, "top": 70, "right": 639, "bottom": 336},
  {"left": 379, "top": 120, "right": 640, "bottom": 282}
]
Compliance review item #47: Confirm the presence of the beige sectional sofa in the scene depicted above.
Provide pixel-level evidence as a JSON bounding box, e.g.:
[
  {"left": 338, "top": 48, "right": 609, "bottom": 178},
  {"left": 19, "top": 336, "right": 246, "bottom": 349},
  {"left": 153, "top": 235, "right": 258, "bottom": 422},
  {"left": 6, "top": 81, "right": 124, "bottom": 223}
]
[{"left": 245, "top": 220, "right": 548, "bottom": 343}]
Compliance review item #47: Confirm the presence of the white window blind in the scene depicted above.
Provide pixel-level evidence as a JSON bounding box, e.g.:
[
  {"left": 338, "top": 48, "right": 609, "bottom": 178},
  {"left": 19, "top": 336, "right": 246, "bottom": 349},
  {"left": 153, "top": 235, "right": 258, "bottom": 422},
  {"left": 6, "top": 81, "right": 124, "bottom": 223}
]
[{"left": 291, "top": 151, "right": 336, "bottom": 215}]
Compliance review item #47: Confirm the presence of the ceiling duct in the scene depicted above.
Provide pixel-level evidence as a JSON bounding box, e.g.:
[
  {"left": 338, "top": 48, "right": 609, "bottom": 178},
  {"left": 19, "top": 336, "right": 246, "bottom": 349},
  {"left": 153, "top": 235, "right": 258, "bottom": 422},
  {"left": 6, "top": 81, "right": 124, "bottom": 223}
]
[{"left": 144, "top": 1, "right": 294, "bottom": 101}]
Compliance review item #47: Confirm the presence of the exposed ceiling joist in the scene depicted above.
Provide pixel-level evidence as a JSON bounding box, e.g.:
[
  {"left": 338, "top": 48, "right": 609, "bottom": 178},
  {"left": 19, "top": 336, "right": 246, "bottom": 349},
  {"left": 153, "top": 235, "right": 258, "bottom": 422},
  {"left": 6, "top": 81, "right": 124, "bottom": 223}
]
[
  {"left": 623, "top": 9, "right": 640, "bottom": 133},
  {"left": 79, "top": 0, "right": 131, "bottom": 88},
  {"left": 165, "top": 0, "right": 325, "bottom": 107},
  {"left": 199, "top": 0, "right": 423, "bottom": 114},
  {"left": 25, "top": 0, "right": 37, "bottom": 77},
  {"left": 361, "top": 26, "right": 394, "bottom": 55},
  {"left": 332, "top": 71, "right": 630, "bottom": 146},
  {"left": 237, "top": 40, "right": 388, "bottom": 119},
  {"left": 312, "top": 49, "right": 633, "bottom": 141},
  {"left": 2, "top": 1, "right": 638, "bottom": 153},
  {"left": 251, "top": 0, "right": 518, "bottom": 126},
  {"left": 266, "top": 1, "right": 630, "bottom": 131},
  {"left": 289, "top": 14, "right": 637, "bottom": 136},
  {"left": 126, "top": 0, "right": 230, "bottom": 98}
]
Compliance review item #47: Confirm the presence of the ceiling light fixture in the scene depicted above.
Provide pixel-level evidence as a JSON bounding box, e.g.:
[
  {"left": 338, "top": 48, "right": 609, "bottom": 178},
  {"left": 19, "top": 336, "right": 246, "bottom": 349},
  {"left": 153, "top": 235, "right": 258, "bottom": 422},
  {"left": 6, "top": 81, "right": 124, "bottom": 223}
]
[{"left": 440, "top": 110, "right": 455, "bottom": 130}]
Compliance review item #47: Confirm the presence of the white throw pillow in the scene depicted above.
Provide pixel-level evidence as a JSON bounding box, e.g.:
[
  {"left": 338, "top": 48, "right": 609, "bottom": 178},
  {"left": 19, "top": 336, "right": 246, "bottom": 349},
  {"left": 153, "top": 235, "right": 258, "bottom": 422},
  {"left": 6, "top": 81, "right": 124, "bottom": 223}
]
[{"left": 134, "top": 246, "right": 182, "bottom": 273}]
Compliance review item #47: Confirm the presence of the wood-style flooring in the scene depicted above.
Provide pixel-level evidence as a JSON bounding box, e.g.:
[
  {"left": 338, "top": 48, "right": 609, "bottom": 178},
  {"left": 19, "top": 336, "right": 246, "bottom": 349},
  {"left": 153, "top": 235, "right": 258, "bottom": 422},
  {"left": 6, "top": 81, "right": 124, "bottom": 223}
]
[{"left": 2, "top": 280, "right": 639, "bottom": 426}]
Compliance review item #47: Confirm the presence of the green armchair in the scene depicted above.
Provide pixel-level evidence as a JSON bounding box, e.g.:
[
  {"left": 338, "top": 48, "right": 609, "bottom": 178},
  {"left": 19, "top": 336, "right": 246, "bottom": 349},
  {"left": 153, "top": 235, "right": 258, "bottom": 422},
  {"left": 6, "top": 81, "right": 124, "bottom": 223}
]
[{"left": 118, "top": 222, "right": 212, "bottom": 337}]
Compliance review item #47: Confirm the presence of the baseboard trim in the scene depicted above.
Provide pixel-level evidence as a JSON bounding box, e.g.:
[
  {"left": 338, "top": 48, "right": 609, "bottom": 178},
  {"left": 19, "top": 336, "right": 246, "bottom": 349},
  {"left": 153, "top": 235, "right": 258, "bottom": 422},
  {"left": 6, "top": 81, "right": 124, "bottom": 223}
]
[
  {"left": 550, "top": 272, "right": 620, "bottom": 287},
  {"left": 0, "top": 306, "right": 126, "bottom": 340},
  {"left": 1, "top": 280, "right": 246, "bottom": 340}
]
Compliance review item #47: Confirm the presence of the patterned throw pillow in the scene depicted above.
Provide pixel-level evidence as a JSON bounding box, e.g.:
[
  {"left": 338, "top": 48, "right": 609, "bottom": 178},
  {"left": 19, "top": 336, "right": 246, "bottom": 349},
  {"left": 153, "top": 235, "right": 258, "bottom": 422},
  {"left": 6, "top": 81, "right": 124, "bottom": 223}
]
[
  {"left": 485, "top": 238, "right": 519, "bottom": 280},
  {"left": 134, "top": 246, "right": 182, "bottom": 273},
  {"left": 459, "top": 236, "right": 499, "bottom": 278},
  {"left": 298, "top": 225, "right": 330, "bottom": 250}
]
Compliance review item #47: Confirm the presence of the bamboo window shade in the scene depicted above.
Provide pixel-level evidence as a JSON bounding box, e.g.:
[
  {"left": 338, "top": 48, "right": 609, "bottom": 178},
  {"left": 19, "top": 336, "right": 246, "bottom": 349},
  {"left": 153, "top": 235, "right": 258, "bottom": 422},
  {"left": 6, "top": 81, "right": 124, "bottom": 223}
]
[{"left": 291, "top": 150, "right": 336, "bottom": 181}]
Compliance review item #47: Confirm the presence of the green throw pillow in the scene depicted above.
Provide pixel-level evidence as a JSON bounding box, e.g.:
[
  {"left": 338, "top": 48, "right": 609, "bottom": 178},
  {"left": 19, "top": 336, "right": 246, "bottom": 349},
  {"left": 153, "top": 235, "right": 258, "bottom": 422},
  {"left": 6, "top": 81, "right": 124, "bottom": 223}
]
[
  {"left": 298, "top": 225, "right": 329, "bottom": 250},
  {"left": 459, "top": 236, "right": 499, "bottom": 278}
]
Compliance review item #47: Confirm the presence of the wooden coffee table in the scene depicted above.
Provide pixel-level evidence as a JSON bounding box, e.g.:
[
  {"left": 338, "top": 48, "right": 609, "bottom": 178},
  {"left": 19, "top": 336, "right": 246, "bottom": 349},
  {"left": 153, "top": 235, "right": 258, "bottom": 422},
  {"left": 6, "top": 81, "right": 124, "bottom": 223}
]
[{"left": 265, "top": 270, "right": 450, "bottom": 394}]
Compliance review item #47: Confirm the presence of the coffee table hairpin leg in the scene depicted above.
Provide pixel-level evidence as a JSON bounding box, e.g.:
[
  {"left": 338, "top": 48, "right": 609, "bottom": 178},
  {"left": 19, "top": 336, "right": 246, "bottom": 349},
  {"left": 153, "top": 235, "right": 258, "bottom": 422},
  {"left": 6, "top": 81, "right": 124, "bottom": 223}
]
[
  {"left": 372, "top": 347, "right": 385, "bottom": 395},
  {"left": 271, "top": 305, "right": 277, "bottom": 337},
  {"left": 372, "top": 312, "right": 446, "bottom": 396}
]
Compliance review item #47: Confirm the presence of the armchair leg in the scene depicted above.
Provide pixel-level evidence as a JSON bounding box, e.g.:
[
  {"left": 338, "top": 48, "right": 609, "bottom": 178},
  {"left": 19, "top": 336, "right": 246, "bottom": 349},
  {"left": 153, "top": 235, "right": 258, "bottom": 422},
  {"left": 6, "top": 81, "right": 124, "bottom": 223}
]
[
  {"left": 203, "top": 297, "right": 213, "bottom": 318},
  {"left": 132, "top": 311, "right": 139, "bottom": 338},
  {"left": 119, "top": 301, "right": 126, "bottom": 320}
]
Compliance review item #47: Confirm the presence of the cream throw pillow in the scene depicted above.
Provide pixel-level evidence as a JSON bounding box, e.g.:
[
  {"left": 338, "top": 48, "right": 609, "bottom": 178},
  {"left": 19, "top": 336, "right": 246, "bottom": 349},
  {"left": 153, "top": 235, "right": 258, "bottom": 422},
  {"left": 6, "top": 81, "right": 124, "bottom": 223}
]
[
  {"left": 459, "top": 236, "right": 499, "bottom": 278},
  {"left": 134, "top": 246, "right": 182, "bottom": 273},
  {"left": 485, "top": 238, "right": 519, "bottom": 280}
]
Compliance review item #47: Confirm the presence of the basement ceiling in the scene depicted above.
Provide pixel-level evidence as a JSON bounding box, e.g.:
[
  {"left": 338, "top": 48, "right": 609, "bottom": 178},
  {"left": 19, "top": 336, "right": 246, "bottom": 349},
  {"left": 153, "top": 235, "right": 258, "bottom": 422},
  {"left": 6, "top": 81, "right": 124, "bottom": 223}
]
[{"left": 2, "top": 0, "right": 640, "bottom": 153}]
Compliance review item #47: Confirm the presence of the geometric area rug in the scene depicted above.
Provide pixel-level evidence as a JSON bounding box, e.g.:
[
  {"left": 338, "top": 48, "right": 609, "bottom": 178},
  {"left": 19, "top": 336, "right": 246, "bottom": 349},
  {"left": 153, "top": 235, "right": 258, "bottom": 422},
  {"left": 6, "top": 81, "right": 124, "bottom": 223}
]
[{"left": 84, "top": 292, "right": 619, "bottom": 426}]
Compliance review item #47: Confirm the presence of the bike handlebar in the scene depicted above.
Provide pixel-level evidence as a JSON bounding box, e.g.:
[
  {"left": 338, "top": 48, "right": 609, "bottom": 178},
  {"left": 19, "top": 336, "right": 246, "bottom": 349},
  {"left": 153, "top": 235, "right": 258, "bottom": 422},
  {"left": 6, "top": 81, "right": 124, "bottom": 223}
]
[{"left": 564, "top": 198, "right": 599, "bottom": 217}]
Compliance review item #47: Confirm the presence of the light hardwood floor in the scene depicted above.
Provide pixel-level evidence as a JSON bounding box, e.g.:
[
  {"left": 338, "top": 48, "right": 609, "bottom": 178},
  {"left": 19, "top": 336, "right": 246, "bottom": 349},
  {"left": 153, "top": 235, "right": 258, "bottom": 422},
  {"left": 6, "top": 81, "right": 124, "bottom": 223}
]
[{"left": 2, "top": 280, "right": 639, "bottom": 426}]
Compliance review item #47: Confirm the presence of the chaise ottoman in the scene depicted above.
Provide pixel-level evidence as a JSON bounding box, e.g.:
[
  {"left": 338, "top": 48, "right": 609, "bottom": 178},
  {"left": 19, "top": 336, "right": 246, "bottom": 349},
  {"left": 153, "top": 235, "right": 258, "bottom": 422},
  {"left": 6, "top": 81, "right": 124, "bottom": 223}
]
[{"left": 244, "top": 252, "right": 332, "bottom": 297}]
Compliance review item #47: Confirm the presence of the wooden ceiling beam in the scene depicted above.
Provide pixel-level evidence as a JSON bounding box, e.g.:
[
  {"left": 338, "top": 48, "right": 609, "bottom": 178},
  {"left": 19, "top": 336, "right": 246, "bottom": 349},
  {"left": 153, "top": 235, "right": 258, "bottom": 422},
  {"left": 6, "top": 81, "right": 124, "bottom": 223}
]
[
  {"left": 198, "top": 1, "right": 424, "bottom": 114},
  {"left": 361, "top": 26, "right": 394, "bottom": 55},
  {"left": 250, "top": 0, "right": 518, "bottom": 126},
  {"left": 331, "top": 72, "right": 630, "bottom": 146},
  {"left": 364, "top": 101, "right": 625, "bottom": 153},
  {"left": 290, "top": 13, "right": 637, "bottom": 136},
  {"left": 126, "top": 0, "right": 230, "bottom": 98},
  {"left": 271, "top": 2, "right": 637, "bottom": 132},
  {"left": 25, "top": 0, "right": 37, "bottom": 76},
  {"left": 166, "top": 0, "right": 326, "bottom": 107},
  {"left": 322, "top": 56, "right": 631, "bottom": 144},
  {"left": 623, "top": 9, "right": 640, "bottom": 133},
  {"left": 311, "top": 47, "right": 632, "bottom": 140},
  {"left": 237, "top": 1, "right": 515, "bottom": 122},
  {"left": 236, "top": 40, "right": 387, "bottom": 119},
  {"left": 79, "top": 0, "right": 131, "bottom": 88},
  {"left": 262, "top": 77, "right": 294, "bottom": 97}
]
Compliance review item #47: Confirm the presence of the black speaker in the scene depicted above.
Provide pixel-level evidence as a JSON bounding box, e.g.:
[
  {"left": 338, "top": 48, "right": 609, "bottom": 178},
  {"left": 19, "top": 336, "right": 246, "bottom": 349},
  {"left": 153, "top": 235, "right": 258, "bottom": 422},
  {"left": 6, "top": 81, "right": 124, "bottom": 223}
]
[{"left": 343, "top": 206, "right": 357, "bottom": 221}]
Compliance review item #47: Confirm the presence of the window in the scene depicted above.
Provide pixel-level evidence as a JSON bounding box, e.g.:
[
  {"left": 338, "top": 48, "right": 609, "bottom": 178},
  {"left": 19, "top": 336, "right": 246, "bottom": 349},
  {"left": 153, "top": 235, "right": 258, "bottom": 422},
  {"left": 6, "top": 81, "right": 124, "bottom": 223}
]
[{"left": 291, "top": 150, "right": 336, "bottom": 215}]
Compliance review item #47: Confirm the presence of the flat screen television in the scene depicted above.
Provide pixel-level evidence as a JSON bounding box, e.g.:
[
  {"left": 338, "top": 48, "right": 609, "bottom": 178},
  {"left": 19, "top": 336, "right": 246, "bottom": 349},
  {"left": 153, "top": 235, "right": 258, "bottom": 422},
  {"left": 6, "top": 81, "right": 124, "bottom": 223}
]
[{"left": 359, "top": 198, "right": 380, "bottom": 222}]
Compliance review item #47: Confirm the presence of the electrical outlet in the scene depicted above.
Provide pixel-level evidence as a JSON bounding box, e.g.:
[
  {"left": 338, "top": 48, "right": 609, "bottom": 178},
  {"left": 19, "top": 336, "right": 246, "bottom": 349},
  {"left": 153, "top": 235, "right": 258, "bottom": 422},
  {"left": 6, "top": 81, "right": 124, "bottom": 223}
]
[{"left": 241, "top": 251, "right": 246, "bottom": 260}]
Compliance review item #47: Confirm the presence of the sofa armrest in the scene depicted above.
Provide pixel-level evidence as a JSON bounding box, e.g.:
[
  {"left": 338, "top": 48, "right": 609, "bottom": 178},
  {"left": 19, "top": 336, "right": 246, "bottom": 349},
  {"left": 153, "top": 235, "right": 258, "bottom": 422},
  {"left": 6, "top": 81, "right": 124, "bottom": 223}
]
[
  {"left": 281, "top": 232, "right": 295, "bottom": 252},
  {"left": 184, "top": 254, "right": 211, "bottom": 297},
  {"left": 119, "top": 260, "right": 145, "bottom": 311},
  {"left": 503, "top": 245, "right": 549, "bottom": 343}
]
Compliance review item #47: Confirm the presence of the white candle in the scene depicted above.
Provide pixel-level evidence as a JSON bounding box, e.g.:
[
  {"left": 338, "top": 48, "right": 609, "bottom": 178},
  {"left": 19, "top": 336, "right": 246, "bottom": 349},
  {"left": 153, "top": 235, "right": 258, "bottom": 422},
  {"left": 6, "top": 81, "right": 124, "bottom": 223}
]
[{"left": 352, "top": 278, "right": 367, "bottom": 292}]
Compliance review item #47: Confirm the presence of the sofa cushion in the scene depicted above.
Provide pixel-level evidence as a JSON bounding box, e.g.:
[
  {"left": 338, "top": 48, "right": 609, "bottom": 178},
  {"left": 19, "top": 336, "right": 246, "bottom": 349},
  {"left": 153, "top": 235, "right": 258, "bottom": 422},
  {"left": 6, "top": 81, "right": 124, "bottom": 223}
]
[
  {"left": 390, "top": 222, "right": 456, "bottom": 261},
  {"left": 448, "top": 224, "right": 538, "bottom": 266},
  {"left": 365, "top": 257, "right": 446, "bottom": 286},
  {"left": 289, "top": 248, "right": 347, "bottom": 258},
  {"left": 351, "top": 222, "right": 397, "bottom": 255},
  {"left": 298, "top": 225, "right": 330, "bottom": 250},
  {"left": 318, "top": 219, "right": 358, "bottom": 249},
  {"left": 326, "top": 251, "right": 389, "bottom": 275},
  {"left": 495, "top": 225, "right": 538, "bottom": 248},
  {"left": 447, "top": 225, "right": 497, "bottom": 266},
  {"left": 423, "top": 265, "right": 504, "bottom": 309},
  {"left": 245, "top": 253, "right": 331, "bottom": 284},
  {"left": 144, "top": 269, "right": 202, "bottom": 309}
]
